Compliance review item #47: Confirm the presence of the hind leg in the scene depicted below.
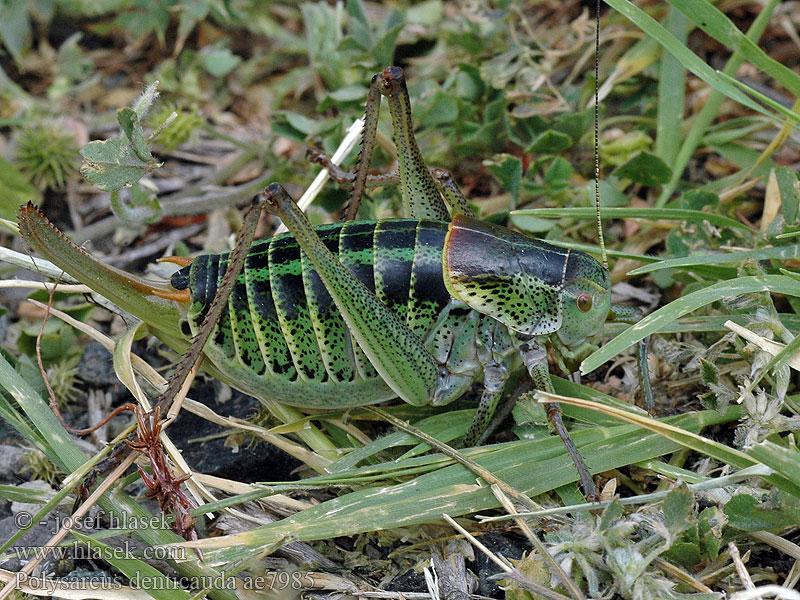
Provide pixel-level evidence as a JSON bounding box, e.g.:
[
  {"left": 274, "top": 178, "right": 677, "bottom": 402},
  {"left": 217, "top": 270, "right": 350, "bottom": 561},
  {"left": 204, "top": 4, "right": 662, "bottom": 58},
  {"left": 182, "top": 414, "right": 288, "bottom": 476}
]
[{"left": 331, "top": 67, "right": 452, "bottom": 221}]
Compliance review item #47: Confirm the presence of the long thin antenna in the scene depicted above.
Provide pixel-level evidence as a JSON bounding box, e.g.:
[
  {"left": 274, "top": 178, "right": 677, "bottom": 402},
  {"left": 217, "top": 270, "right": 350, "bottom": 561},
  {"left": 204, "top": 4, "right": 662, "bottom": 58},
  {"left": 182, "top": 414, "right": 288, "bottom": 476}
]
[{"left": 595, "top": 0, "right": 608, "bottom": 270}]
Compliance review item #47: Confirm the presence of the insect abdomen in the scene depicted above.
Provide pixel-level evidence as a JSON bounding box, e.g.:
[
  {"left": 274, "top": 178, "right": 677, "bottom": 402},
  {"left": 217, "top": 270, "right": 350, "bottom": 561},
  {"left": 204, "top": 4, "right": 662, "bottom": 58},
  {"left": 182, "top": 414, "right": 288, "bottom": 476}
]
[{"left": 173, "top": 219, "right": 451, "bottom": 397}]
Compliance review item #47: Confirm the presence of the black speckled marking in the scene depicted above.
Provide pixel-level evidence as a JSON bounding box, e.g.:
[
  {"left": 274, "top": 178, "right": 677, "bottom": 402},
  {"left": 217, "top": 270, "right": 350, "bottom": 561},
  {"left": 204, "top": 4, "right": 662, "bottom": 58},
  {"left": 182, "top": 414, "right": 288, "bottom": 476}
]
[
  {"left": 339, "top": 221, "right": 378, "bottom": 379},
  {"left": 406, "top": 221, "right": 451, "bottom": 337},
  {"left": 227, "top": 273, "right": 267, "bottom": 375},
  {"left": 445, "top": 215, "right": 570, "bottom": 335},
  {"left": 268, "top": 233, "right": 327, "bottom": 381},
  {"left": 244, "top": 241, "right": 297, "bottom": 379},
  {"left": 302, "top": 224, "right": 356, "bottom": 382}
]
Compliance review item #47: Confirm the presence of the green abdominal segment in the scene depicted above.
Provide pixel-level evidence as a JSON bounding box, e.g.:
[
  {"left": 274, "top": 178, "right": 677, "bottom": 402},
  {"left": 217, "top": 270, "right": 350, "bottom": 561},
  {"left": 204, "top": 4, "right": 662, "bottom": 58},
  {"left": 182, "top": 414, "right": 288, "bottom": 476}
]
[{"left": 171, "top": 219, "right": 457, "bottom": 408}]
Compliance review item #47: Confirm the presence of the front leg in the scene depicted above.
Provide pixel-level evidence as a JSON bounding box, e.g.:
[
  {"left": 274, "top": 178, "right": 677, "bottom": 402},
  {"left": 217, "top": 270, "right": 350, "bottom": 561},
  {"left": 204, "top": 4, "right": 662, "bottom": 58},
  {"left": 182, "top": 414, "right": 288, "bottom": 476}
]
[
  {"left": 517, "top": 337, "right": 598, "bottom": 499},
  {"left": 259, "top": 184, "right": 438, "bottom": 406}
]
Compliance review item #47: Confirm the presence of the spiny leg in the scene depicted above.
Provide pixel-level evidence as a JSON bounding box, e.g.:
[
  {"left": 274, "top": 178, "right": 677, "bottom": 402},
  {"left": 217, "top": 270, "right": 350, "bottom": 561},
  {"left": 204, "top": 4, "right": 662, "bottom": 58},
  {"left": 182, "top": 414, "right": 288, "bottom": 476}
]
[
  {"left": 122, "top": 202, "right": 266, "bottom": 541},
  {"left": 517, "top": 337, "right": 598, "bottom": 499},
  {"left": 343, "top": 76, "right": 382, "bottom": 220},
  {"left": 380, "top": 67, "right": 449, "bottom": 220},
  {"left": 342, "top": 66, "right": 450, "bottom": 221},
  {"left": 462, "top": 363, "right": 510, "bottom": 447},
  {"left": 152, "top": 196, "right": 263, "bottom": 416},
  {"left": 463, "top": 319, "right": 516, "bottom": 446},
  {"left": 259, "top": 183, "right": 438, "bottom": 406}
]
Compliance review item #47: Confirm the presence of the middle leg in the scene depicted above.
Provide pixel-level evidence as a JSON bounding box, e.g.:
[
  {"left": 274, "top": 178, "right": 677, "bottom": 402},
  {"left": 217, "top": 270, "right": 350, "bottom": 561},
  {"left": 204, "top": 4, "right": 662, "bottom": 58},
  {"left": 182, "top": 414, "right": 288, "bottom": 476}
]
[{"left": 516, "top": 337, "right": 598, "bottom": 499}]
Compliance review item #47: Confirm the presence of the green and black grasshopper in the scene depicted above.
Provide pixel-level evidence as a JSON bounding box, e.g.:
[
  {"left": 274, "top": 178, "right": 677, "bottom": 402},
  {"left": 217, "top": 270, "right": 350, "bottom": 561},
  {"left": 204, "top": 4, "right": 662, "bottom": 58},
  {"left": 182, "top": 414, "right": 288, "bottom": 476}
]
[{"left": 19, "top": 66, "right": 652, "bottom": 498}]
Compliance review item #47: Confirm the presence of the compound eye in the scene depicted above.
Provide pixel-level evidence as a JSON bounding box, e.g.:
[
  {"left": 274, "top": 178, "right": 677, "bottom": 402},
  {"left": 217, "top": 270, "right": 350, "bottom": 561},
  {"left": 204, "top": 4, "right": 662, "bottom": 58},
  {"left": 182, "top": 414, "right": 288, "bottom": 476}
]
[{"left": 577, "top": 293, "right": 593, "bottom": 312}]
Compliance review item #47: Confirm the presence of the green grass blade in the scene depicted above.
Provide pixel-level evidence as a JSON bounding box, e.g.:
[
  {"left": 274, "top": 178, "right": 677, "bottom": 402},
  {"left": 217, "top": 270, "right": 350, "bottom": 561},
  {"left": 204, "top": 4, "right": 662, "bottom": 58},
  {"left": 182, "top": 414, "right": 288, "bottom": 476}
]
[
  {"left": 180, "top": 409, "right": 739, "bottom": 562},
  {"left": 666, "top": 0, "right": 800, "bottom": 98},
  {"left": 655, "top": 6, "right": 688, "bottom": 165},
  {"left": 315, "top": 378, "right": 637, "bottom": 477},
  {"left": 511, "top": 207, "right": 750, "bottom": 231},
  {"left": 651, "top": 314, "right": 800, "bottom": 334},
  {"left": 0, "top": 394, "right": 50, "bottom": 459},
  {"left": 540, "top": 393, "right": 800, "bottom": 497},
  {"left": 0, "top": 485, "right": 52, "bottom": 503},
  {"left": 655, "top": 0, "right": 779, "bottom": 206},
  {"left": 581, "top": 274, "right": 800, "bottom": 373},
  {"left": 747, "top": 441, "right": 800, "bottom": 489},
  {"left": 702, "top": 116, "right": 771, "bottom": 146},
  {"left": 604, "top": 0, "right": 791, "bottom": 125},
  {"left": 711, "top": 142, "right": 777, "bottom": 178},
  {"left": 628, "top": 245, "right": 800, "bottom": 275},
  {"left": 327, "top": 377, "right": 659, "bottom": 474},
  {"left": 326, "top": 410, "right": 470, "bottom": 472},
  {"left": 539, "top": 392, "right": 752, "bottom": 469},
  {"left": 72, "top": 532, "right": 193, "bottom": 600},
  {"left": 0, "top": 353, "right": 89, "bottom": 469},
  {"left": 718, "top": 71, "right": 800, "bottom": 124}
]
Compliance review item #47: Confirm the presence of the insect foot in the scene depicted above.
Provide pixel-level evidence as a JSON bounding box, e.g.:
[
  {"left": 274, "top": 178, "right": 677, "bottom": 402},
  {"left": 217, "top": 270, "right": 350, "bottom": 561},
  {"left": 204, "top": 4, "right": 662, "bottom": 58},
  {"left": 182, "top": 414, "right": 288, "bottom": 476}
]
[{"left": 259, "top": 182, "right": 288, "bottom": 214}]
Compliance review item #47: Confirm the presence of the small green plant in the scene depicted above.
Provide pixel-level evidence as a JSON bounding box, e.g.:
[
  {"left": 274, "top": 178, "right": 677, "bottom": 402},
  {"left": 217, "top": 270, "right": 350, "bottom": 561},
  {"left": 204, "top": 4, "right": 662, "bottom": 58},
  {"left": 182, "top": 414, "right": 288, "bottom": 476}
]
[
  {"left": 23, "top": 447, "right": 60, "bottom": 486},
  {"left": 14, "top": 123, "right": 79, "bottom": 190},
  {"left": 522, "top": 488, "right": 718, "bottom": 599},
  {"left": 149, "top": 102, "right": 204, "bottom": 152},
  {"left": 79, "top": 82, "right": 174, "bottom": 225},
  {"left": 46, "top": 354, "right": 81, "bottom": 408}
]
